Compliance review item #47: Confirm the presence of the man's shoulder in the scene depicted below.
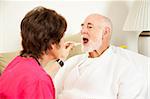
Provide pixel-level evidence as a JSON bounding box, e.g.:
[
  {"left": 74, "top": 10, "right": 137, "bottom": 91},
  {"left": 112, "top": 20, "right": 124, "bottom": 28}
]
[
  {"left": 111, "top": 45, "right": 148, "bottom": 71},
  {"left": 111, "top": 45, "right": 147, "bottom": 60}
]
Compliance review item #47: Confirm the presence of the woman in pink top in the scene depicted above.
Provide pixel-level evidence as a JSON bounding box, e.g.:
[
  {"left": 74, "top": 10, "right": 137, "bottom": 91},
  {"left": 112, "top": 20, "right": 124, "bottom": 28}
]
[{"left": 0, "top": 6, "right": 71, "bottom": 99}]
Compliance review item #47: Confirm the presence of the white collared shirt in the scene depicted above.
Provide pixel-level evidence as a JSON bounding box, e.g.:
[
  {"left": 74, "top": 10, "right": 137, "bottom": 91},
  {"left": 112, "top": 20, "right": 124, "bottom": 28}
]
[{"left": 54, "top": 45, "right": 147, "bottom": 99}]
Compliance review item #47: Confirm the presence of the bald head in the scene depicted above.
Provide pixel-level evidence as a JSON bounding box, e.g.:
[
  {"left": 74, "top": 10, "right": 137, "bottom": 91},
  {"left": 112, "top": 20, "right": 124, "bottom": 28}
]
[{"left": 85, "top": 14, "right": 112, "bottom": 34}]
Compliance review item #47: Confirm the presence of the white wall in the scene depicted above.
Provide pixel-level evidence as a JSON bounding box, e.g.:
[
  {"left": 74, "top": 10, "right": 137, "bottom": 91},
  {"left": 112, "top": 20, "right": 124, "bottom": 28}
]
[{"left": 0, "top": 0, "right": 134, "bottom": 53}]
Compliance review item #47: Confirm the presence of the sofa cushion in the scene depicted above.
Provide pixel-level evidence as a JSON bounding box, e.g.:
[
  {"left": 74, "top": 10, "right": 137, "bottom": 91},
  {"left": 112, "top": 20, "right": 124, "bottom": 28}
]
[{"left": 0, "top": 51, "right": 20, "bottom": 74}]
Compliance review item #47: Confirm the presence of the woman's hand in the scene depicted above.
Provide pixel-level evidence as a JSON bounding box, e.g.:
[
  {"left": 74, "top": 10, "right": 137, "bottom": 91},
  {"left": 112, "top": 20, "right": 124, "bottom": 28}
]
[{"left": 60, "top": 41, "right": 75, "bottom": 61}]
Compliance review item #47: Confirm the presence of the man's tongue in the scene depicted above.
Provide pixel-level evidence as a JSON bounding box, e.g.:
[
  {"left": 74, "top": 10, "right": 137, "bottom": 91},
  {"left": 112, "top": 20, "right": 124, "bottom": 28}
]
[{"left": 83, "top": 37, "right": 89, "bottom": 44}]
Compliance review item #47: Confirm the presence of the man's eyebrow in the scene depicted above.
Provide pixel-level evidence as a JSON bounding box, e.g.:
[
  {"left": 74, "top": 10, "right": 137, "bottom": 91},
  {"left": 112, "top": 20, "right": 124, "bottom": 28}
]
[
  {"left": 87, "top": 23, "right": 94, "bottom": 26},
  {"left": 81, "top": 23, "right": 94, "bottom": 26},
  {"left": 81, "top": 23, "right": 84, "bottom": 26}
]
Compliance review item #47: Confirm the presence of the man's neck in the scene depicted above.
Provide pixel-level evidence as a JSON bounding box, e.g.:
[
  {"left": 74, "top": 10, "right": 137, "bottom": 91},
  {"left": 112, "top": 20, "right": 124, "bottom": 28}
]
[{"left": 88, "top": 45, "right": 109, "bottom": 58}]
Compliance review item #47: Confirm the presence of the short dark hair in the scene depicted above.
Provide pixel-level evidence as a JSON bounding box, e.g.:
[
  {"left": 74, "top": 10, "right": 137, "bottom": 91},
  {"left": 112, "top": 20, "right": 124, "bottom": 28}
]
[{"left": 20, "top": 6, "right": 67, "bottom": 59}]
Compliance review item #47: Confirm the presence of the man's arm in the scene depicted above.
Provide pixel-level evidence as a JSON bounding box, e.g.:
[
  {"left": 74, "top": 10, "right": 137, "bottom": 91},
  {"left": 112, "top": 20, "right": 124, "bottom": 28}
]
[
  {"left": 118, "top": 60, "right": 146, "bottom": 99},
  {"left": 54, "top": 55, "right": 83, "bottom": 98}
]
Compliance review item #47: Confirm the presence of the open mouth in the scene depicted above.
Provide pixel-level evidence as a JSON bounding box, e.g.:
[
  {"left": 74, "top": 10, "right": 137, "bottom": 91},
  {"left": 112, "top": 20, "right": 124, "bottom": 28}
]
[{"left": 82, "top": 37, "right": 89, "bottom": 44}]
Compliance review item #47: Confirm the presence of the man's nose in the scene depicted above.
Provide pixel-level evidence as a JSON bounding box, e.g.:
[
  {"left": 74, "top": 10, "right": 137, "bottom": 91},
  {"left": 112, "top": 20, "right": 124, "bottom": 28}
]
[{"left": 80, "top": 27, "right": 88, "bottom": 35}]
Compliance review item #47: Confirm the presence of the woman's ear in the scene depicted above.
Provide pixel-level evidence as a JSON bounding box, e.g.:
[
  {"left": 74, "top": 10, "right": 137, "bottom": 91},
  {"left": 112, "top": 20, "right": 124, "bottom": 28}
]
[
  {"left": 47, "top": 43, "right": 57, "bottom": 55},
  {"left": 48, "top": 41, "right": 57, "bottom": 49},
  {"left": 50, "top": 43, "right": 57, "bottom": 50},
  {"left": 45, "top": 43, "right": 54, "bottom": 55}
]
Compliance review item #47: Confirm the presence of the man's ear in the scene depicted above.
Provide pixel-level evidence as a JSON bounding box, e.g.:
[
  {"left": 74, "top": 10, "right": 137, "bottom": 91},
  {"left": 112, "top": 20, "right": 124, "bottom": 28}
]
[{"left": 102, "top": 26, "right": 110, "bottom": 39}]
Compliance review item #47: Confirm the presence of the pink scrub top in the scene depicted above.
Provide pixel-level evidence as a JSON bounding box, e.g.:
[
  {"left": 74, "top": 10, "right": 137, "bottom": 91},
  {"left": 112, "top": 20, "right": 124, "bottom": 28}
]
[{"left": 0, "top": 56, "right": 55, "bottom": 99}]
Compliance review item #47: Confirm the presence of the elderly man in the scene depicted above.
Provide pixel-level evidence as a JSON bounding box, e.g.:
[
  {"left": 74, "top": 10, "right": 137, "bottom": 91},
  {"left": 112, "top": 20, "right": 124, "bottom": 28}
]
[{"left": 54, "top": 14, "right": 146, "bottom": 99}]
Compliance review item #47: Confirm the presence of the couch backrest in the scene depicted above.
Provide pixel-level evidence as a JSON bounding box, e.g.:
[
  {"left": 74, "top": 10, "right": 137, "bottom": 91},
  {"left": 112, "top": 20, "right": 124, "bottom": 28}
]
[{"left": 0, "top": 51, "right": 20, "bottom": 74}]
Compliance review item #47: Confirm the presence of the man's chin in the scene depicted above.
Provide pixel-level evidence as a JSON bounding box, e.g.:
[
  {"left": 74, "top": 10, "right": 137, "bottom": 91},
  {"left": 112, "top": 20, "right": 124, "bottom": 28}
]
[
  {"left": 81, "top": 46, "right": 95, "bottom": 53},
  {"left": 81, "top": 44, "right": 101, "bottom": 53}
]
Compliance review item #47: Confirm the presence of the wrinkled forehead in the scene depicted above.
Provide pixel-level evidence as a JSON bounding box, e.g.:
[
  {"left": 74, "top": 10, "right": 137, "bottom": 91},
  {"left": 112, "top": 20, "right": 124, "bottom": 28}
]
[{"left": 83, "top": 15, "right": 103, "bottom": 26}]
